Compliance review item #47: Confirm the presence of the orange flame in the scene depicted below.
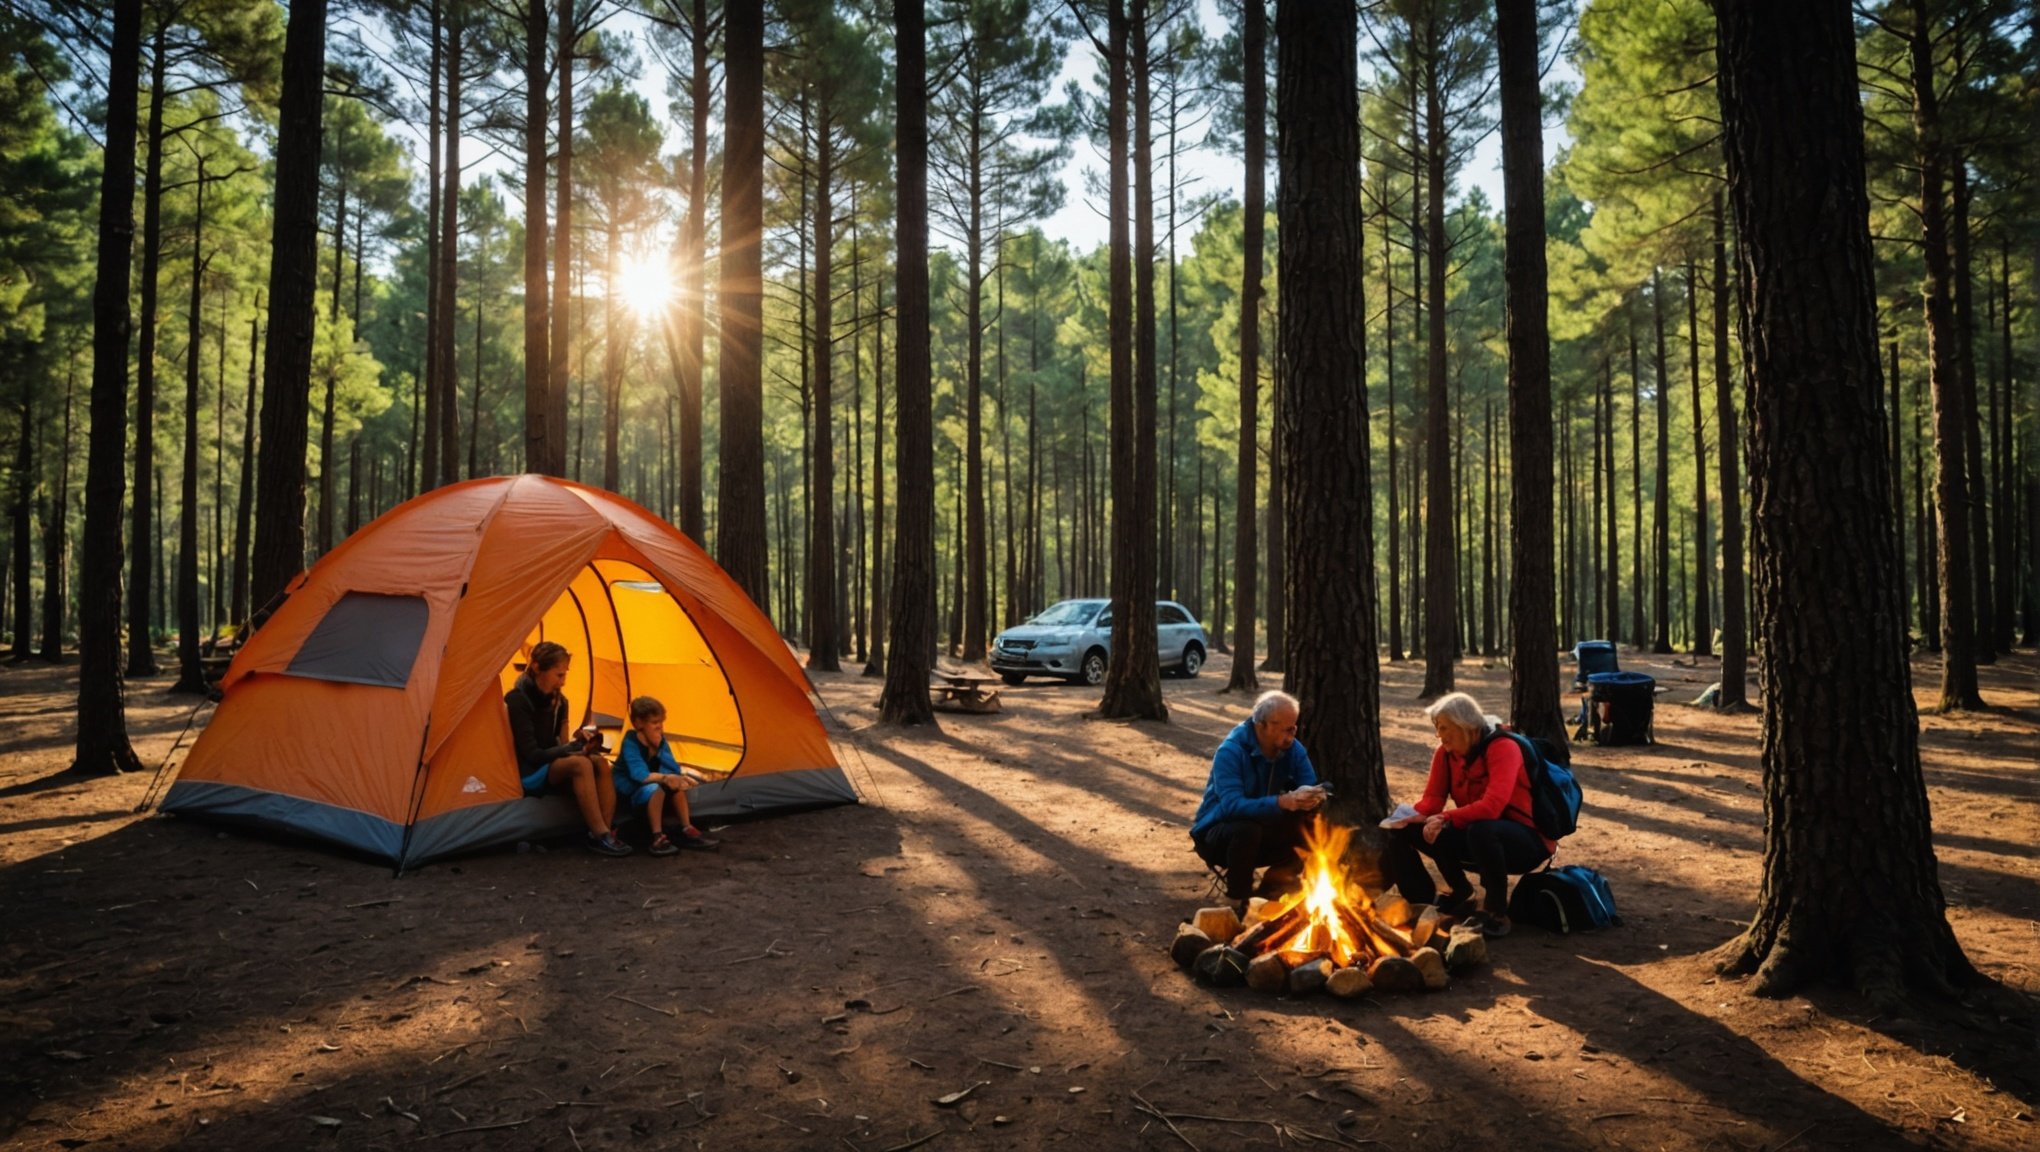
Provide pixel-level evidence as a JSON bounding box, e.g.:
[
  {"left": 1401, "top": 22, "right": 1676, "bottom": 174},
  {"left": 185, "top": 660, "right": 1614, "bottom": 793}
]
[{"left": 1260, "top": 816, "right": 1374, "bottom": 969}]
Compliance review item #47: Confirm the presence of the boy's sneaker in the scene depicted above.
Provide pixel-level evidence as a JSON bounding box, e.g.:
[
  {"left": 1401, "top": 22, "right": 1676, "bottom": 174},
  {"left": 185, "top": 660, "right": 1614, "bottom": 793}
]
[
  {"left": 675, "top": 825, "right": 720, "bottom": 851},
  {"left": 647, "top": 833, "right": 680, "bottom": 857},
  {"left": 587, "top": 832, "right": 633, "bottom": 857}
]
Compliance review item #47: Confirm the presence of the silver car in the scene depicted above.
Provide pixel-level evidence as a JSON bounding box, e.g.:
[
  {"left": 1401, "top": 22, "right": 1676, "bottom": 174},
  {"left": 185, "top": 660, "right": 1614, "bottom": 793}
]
[{"left": 990, "top": 598, "right": 1209, "bottom": 686}]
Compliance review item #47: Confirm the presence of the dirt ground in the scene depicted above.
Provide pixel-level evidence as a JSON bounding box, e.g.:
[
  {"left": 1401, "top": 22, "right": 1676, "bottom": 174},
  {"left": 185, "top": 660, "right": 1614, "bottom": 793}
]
[{"left": 0, "top": 646, "right": 2034, "bottom": 1152}]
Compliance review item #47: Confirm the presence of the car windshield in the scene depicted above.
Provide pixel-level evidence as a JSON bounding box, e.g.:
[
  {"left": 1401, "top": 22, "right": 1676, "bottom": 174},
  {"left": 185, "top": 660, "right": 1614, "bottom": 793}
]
[{"left": 1027, "top": 601, "right": 1100, "bottom": 626}]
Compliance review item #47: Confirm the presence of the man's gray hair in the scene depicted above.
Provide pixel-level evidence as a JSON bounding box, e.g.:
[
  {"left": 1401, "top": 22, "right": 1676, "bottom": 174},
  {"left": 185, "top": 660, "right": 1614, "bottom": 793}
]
[
  {"left": 1424, "top": 691, "right": 1497, "bottom": 736},
  {"left": 1251, "top": 690, "right": 1300, "bottom": 725}
]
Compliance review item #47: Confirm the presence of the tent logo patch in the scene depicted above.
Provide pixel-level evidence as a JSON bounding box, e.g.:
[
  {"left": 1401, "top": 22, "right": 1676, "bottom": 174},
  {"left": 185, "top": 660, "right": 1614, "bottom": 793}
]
[{"left": 462, "top": 777, "right": 487, "bottom": 794}]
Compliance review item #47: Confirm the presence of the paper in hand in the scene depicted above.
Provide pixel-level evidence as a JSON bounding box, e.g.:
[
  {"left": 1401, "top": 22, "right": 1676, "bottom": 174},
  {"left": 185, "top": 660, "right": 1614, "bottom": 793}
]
[{"left": 1378, "top": 802, "right": 1422, "bottom": 829}]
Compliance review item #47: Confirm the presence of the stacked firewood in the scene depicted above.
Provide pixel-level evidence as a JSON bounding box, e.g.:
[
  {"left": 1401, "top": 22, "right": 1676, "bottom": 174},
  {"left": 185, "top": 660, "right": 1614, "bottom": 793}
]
[{"left": 1171, "top": 895, "right": 1488, "bottom": 996}]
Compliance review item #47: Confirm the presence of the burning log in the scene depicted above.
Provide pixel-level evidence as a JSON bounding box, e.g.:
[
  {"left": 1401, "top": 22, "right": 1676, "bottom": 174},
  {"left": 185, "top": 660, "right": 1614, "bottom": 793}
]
[{"left": 1180, "top": 816, "right": 1485, "bottom": 995}]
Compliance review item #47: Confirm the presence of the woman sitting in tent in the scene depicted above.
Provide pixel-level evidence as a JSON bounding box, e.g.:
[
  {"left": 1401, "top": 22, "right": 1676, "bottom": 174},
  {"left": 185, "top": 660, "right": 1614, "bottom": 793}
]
[{"left": 505, "top": 641, "right": 632, "bottom": 857}]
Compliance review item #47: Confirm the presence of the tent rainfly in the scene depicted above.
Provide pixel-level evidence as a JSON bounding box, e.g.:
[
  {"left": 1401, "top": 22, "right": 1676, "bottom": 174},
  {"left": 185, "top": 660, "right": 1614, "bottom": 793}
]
[{"left": 164, "top": 475, "right": 855, "bottom": 866}]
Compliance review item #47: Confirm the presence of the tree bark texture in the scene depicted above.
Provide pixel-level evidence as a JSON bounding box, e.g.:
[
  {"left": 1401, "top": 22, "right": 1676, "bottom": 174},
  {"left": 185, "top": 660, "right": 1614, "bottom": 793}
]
[
  {"left": 808, "top": 123, "right": 839, "bottom": 671},
  {"left": 717, "top": 0, "right": 770, "bottom": 611},
  {"left": 1688, "top": 263, "right": 1712, "bottom": 656},
  {"left": 173, "top": 169, "right": 208, "bottom": 693},
  {"left": 1420, "top": 30, "right": 1456, "bottom": 698},
  {"left": 72, "top": 0, "right": 146, "bottom": 775},
  {"left": 679, "top": 0, "right": 710, "bottom": 542},
  {"left": 1226, "top": 0, "right": 1264, "bottom": 695},
  {"left": 1713, "top": 0, "right": 1975, "bottom": 1001},
  {"left": 1276, "top": 0, "right": 1384, "bottom": 817},
  {"left": 878, "top": 0, "right": 934, "bottom": 724},
  {"left": 1711, "top": 192, "right": 1749, "bottom": 709},
  {"left": 1496, "top": 0, "right": 1566, "bottom": 754},
  {"left": 1905, "top": 0, "right": 1984, "bottom": 711},
  {"left": 127, "top": 31, "right": 167, "bottom": 678},
  {"left": 437, "top": 8, "right": 464, "bottom": 490},
  {"left": 1651, "top": 269, "right": 1673, "bottom": 652},
  {"left": 550, "top": 0, "right": 575, "bottom": 489},
  {"left": 523, "top": 0, "right": 555, "bottom": 476},
  {"left": 1101, "top": 0, "right": 1165, "bottom": 720},
  {"left": 251, "top": 0, "right": 330, "bottom": 613}
]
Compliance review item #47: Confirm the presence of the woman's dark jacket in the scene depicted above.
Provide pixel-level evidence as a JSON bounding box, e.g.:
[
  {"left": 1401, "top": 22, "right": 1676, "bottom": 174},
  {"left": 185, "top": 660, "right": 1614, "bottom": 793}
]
[{"left": 505, "top": 672, "right": 580, "bottom": 772}]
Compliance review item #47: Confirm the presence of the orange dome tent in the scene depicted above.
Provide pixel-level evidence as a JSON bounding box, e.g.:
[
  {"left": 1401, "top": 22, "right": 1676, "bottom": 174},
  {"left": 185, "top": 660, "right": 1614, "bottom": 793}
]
[{"left": 164, "top": 476, "right": 855, "bottom": 866}]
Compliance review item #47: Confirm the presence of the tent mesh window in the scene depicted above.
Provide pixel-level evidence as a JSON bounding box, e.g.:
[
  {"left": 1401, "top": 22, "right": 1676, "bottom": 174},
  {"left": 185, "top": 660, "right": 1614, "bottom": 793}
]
[{"left": 285, "top": 592, "right": 430, "bottom": 688}]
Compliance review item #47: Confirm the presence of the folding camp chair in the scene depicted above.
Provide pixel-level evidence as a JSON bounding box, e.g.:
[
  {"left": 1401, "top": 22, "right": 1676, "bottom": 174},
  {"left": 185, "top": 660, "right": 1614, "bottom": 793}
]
[{"left": 1570, "top": 641, "right": 1619, "bottom": 740}]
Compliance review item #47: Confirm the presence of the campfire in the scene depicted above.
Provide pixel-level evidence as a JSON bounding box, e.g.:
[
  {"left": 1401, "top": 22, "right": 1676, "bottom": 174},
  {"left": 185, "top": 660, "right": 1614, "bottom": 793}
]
[{"left": 1173, "top": 817, "right": 1488, "bottom": 996}]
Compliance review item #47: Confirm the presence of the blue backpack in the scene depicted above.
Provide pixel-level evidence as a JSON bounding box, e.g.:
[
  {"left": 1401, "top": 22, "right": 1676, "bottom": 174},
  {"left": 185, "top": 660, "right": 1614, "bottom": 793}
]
[
  {"left": 1479, "top": 728, "right": 1584, "bottom": 841},
  {"left": 1509, "top": 864, "right": 1622, "bottom": 933}
]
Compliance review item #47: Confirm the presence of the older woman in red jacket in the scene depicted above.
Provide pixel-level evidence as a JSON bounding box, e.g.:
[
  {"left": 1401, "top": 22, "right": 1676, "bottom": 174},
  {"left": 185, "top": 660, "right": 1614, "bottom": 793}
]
[{"left": 1381, "top": 691, "right": 1554, "bottom": 937}]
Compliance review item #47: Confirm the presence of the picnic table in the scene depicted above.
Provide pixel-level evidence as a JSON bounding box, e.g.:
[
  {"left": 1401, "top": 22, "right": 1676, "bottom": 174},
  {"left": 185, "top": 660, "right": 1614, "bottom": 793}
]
[{"left": 930, "top": 671, "right": 1003, "bottom": 714}]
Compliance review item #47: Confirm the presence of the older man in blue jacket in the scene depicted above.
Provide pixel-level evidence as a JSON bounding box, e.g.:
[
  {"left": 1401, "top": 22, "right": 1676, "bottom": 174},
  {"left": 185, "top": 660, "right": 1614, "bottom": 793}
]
[{"left": 1190, "top": 690, "right": 1326, "bottom": 911}]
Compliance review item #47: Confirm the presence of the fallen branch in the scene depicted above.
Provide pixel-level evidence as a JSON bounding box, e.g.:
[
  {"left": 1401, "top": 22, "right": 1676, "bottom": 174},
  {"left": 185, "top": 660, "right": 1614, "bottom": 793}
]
[
  {"left": 1130, "top": 1091, "right": 1201, "bottom": 1152},
  {"left": 926, "top": 984, "right": 978, "bottom": 1001},
  {"left": 726, "top": 940, "right": 789, "bottom": 965},
  {"left": 419, "top": 1117, "right": 530, "bottom": 1140},
  {"left": 606, "top": 993, "right": 677, "bottom": 1018},
  {"left": 347, "top": 897, "right": 401, "bottom": 909},
  {"left": 878, "top": 1129, "right": 944, "bottom": 1152}
]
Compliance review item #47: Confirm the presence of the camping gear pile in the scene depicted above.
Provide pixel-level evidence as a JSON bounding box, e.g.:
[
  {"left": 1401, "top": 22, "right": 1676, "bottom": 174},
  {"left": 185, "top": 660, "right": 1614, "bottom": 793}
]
[
  {"left": 1170, "top": 820, "right": 1488, "bottom": 996},
  {"left": 162, "top": 475, "right": 856, "bottom": 867}
]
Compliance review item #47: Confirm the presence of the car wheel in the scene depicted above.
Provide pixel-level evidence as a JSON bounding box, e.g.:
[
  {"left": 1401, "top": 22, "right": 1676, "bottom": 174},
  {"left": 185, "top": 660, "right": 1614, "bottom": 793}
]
[
  {"left": 1001, "top": 672, "right": 1027, "bottom": 686},
  {"left": 1076, "top": 649, "right": 1108, "bottom": 686},
  {"left": 1180, "top": 644, "right": 1204, "bottom": 678}
]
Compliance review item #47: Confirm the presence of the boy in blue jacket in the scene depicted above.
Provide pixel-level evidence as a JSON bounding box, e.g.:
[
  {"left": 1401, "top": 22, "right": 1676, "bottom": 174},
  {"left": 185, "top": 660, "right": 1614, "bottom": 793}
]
[
  {"left": 615, "top": 696, "right": 722, "bottom": 856},
  {"left": 1190, "top": 690, "right": 1325, "bottom": 910}
]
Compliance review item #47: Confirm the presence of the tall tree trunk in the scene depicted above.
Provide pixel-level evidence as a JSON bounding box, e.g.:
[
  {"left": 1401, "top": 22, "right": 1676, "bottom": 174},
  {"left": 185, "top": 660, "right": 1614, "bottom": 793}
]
[
  {"left": 1602, "top": 359, "right": 1618, "bottom": 641},
  {"left": 1420, "top": 30, "right": 1455, "bottom": 697},
  {"left": 1497, "top": 0, "right": 1566, "bottom": 754},
  {"left": 39, "top": 361, "right": 76, "bottom": 661},
  {"left": 1384, "top": 206, "right": 1401, "bottom": 663},
  {"left": 233, "top": 308, "right": 259, "bottom": 625},
  {"left": 1951, "top": 164, "right": 1993, "bottom": 662},
  {"left": 1101, "top": 0, "right": 1165, "bottom": 720},
  {"left": 71, "top": 0, "right": 146, "bottom": 775},
  {"left": 9, "top": 394, "right": 32, "bottom": 659},
  {"left": 1907, "top": 0, "right": 1985, "bottom": 710},
  {"left": 808, "top": 122, "right": 839, "bottom": 671},
  {"left": 523, "top": 0, "right": 555, "bottom": 476},
  {"left": 318, "top": 156, "right": 344, "bottom": 555},
  {"left": 602, "top": 218, "right": 624, "bottom": 491},
  {"left": 717, "top": 0, "right": 769, "bottom": 609},
  {"left": 422, "top": 0, "right": 444, "bottom": 494},
  {"left": 251, "top": 0, "right": 331, "bottom": 612},
  {"left": 963, "top": 110, "right": 987, "bottom": 661},
  {"left": 1628, "top": 315, "right": 1644, "bottom": 646},
  {"left": 1262, "top": 351, "right": 1285, "bottom": 671},
  {"left": 1651, "top": 268, "right": 1674, "bottom": 652},
  {"left": 1712, "top": 193, "right": 1750, "bottom": 709},
  {"left": 550, "top": 0, "right": 575, "bottom": 491},
  {"left": 1276, "top": 0, "right": 1382, "bottom": 814},
  {"left": 866, "top": 268, "right": 889, "bottom": 677},
  {"left": 678, "top": 0, "right": 709, "bottom": 541},
  {"left": 126, "top": 29, "right": 168, "bottom": 678},
  {"left": 1712, "top": 0, "right": 1974, "bottom": 1001},
  {"left": 1993, "top": 241, "right": 2016, "bottom": 650},
  {"left": 172, "top": 167, "right": 209, "bottom": 694},
  {"left": 1101, "top": 0, "right": 1138, "bottom": 689},
  {"left": 1689, "top": 263, "right": 1712, "bottom": 656},
  {"left": 437, "top": 7, "right": 464, "bottom": 490},
  {"left": 878, "top": 0, "right": 933, "bottom": 722},
  {"left": 1226, "top": 0, "right": 1264, "bottom": 694}
]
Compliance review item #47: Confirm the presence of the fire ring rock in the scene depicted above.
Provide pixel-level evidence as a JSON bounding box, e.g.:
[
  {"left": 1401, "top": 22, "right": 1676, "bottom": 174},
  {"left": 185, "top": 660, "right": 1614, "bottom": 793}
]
[
  {"left": 1192, "top": 906, "right": 1243, "bottom": 943},
  {"left": 1171, "top": 923, "right": 1214, "bottom": 970},
  {"left": 1287, "top": 958, "right": 1332, "bottom": 996},
  {"left": 1366, "top": 954, "right": 1425, "bottom": 993},
  {"left": 1444, "top": 924, "right": 1488, "bottom": 971},
  {"left": 1410, "top": 946, "right": 1449, "bottom": 990},
  {"left": 1326, "top": 966, "right": 1372, "bottom": 998},
  {"left": 1193, "top": 945, "right": 1250, "bottom": 988},
  {"left": 1245, "top": 951, "right": 1289, "bottom": 992}
]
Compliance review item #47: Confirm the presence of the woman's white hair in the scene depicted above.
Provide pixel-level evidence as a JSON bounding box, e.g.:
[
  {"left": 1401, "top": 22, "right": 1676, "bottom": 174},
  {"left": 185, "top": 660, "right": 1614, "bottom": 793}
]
[
  {"left": 1423, "top": 691, "right": 1498, "bottom": 736},
  {"left": 1251, "top": 690, "right": 1300, "bottom": 725}
]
